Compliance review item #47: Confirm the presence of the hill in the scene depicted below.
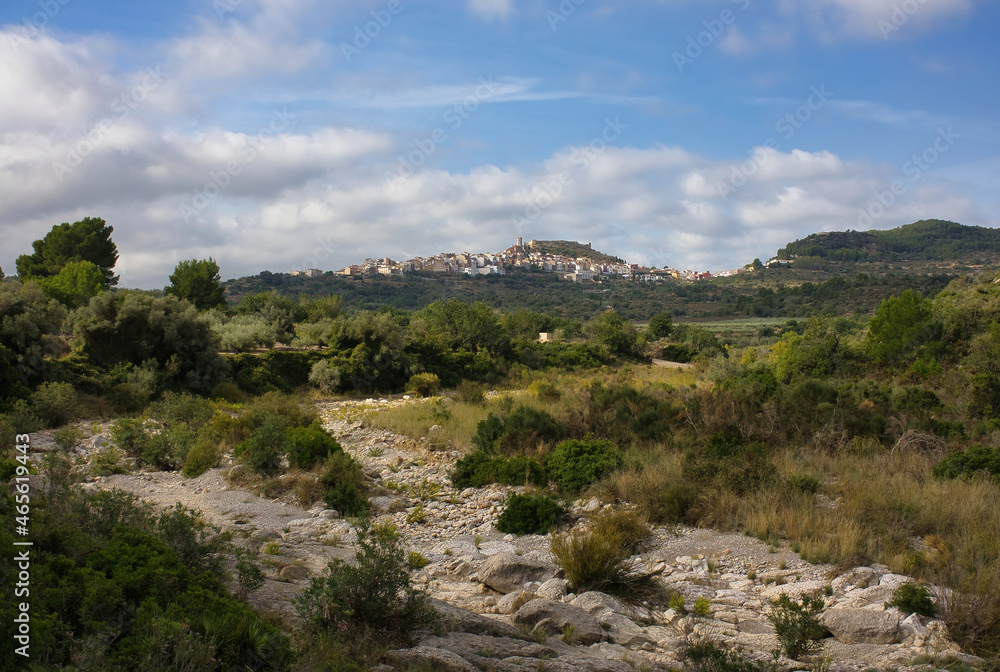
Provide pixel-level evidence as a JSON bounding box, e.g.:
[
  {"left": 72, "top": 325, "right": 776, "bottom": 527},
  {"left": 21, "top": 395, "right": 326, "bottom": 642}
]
[
  {"left": 776, "top": 219, "right": 1000, "bottom": 266},
  {"left": 526, "top": 239, "right": 625, "bottom": 264}
]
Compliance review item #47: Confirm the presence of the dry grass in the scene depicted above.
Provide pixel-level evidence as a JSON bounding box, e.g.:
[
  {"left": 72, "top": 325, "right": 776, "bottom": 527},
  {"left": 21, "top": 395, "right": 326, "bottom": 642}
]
[{"left": 366, "top": 398, "right": 490, "bottom": 451}]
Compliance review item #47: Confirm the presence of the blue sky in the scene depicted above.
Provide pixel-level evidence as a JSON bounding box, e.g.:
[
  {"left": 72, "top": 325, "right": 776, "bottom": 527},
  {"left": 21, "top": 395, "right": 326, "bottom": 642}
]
[{"left": 1, "top": 0, "right": 998, "bottom": 287}]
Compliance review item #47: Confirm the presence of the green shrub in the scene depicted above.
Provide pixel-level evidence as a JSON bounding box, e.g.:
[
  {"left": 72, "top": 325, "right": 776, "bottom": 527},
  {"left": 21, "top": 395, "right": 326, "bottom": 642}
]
[
  {"left": 683, "top": 642, "right": 773, "bottom": 672},
  {"left": 407, "top": 551, "right": 430, "bottom": 570},
  {"left": 234, "top": 416, "right": 288, "bottom": 477},
  {"left": 668, "top": 592, "right": 686, "bottom": 613},
  {"left": 455, "top": 380, "right": 486, "bottom": 405},
  {"left": 886, "top": 582, "right": 936, "bottom": 618},
  {"left": 89, "top": 447, "right": 129, "bottom": 476},
  {"left": 646, "top": 482, "right": 698, "bottom": 524},
  {"left": 209, "top": 381, "right": 246, "bottom": 403},
  {"left": 54, "top": 426, "right": 85, "bottom": 451},
  {"left": 933, "top": 445, "right": 1000, "bottom": 481},
  {"left": 550, "top": 523, "right": 659, "bottom": 600},
  {"left": 308, "top": 359, "right": 341, "bottom": 394},
  {"left": 450, "top": 451, "right": 547, "bottom": 488},
  {"left": 287, "top": 421, "right": 342, "bottom": 469},
  {"left": 588, "top": 507, "right": 651, "bottom": 553},
  {"left": 109, "top": 417, "right": 148, "bottom": 458},
  {"left": 472, "top": 405, "right": 564, "bottom": 455},
  {"left": 182, "top": 440, "right": 221, "bottom": 478},
  {"left": 546, "top": 437, "right": 622, "bottom": 493},
  {"left": 767, "top": 592, "right": 825, "bottom": 660},
  {"left": 496, "top": 493, "right": 564, "bottom": 535},
  {"left": 693, "top": 596, "right": 712, "bottom": 617},
  {"left": 319, "top": 451, "right": 369, "bottom": 517},
  {"left": 295, "top": 520, "right": 435, "bottom": 643},
  {"left": 528, "top": 379, "right": 561, "bottom": 401},
  {"left": 406, "top": 372, "right": 441, "bottom": 398},
  {"left": 786, "top": 474, "right": 822, "bottom": 495},
  {"left": 31, "top": 381, "right": 79, "bottom": 427}
]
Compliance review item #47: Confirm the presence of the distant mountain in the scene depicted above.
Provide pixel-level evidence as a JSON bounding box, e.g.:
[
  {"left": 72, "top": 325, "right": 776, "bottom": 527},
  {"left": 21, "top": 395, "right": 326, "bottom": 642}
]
[{"left": 775, "top": 220, "right": 1000, "bottom": 266}]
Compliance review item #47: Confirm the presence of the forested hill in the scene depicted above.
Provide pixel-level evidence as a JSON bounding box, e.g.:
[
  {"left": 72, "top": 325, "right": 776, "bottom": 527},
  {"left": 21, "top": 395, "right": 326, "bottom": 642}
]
[{"left": 776, "top": 220, "right": 1000, "bottom": 264}]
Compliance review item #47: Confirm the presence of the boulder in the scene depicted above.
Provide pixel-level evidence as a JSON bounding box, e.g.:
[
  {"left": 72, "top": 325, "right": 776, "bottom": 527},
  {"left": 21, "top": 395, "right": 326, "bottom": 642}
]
[
  {"left": 571, "top": 591, "right": 625, "bottom": 616},
  {"left": 537, "top": 577, "right": 570, "bottom": 600},
  {"left": 387, "top": 646, "right": 478, "bottom": 672},
  {"left": 478, "top": 553, "right": 557, "bottom": 593},
  {"left": 497, "top": 590, "right": 537, "bottom": 615},
  {"left": 513, "top": 599, "right": 605, "bottom": 645},
  {"left": 279, "top": 564, "right": 309, "bottom": 580},
  {"left": 597, "top": 612, "right": 654, "bottom": 648},
  {"left": 427, "top": 599, "right": 522, "bottom": 638},
  {"left": 822, "top": 607, "right": 901, "bottom": 644}
]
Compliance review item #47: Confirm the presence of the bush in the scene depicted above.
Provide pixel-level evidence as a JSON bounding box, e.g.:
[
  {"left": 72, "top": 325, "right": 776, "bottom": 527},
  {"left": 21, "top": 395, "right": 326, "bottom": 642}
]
[
  {"left": 588, "top": 508, "right": 651, "bottom": 553},
  {"left": 89, "top": 447, "right": 129, "bottom": 476},
  {"left": 455, "top": 380, "right": 486, "bottom": 405},
  {"left": 182, "top": 439, "right": 221, "bottom": 478},
  {"left": 294, "top": 520, "right": 435, "bottom": 644},
  {"left": 109, "top": 417, "right": 148, "bottom": 458},
  {"left": 406, "top": 372, "right": 441, "bottom": 398},
  {"left": 767, "top": 592, "right": 825, "bottom": 660},
  {"left": 886, "top": 582, "right": 936, "bottom": 618},
  {"left": 234, "top": 416, "right": 288, "bottom": 477},
  {"left": 693, "top": 596, "right": 712, "bottom": 617},
  {"left": 287, "top": 421, "right": 342, "bottom": 469},
  {"left": 528, "top": 379, "right": 561, "bottom": 401},
  {"left": 308, "top": 359, "right": 341, "bottom": 395},
  {"left": 546, "top": 437, "right": 622, "bottom": 493},
  {"left": 933, "top": 445, "right": 1000, "bottom": 481},
  {"left": 550, "top": 520, "right": 659, "bottom": 600},
  {"left": 209, "top": 381, "right": 246, "bottom": 403},
  {"left": 683, "top": 642, "right": 773, "bottom": 672},
  {"left": 472, "top": 406, "right": 565, "bottom": 455},
  {"left": 496, "top": 493, "right": 564, "bottom": 535},
  {"left": 407, "top": 551, "right": 430, "bottom": 570},
  {"left": 319, "top": 452, "right": 369, "bottom": 517},
  {"left": 54, "top": 426, "right": 84, "bottom": 451},
  {"left": 31, "top": 381, "right": 79, "bottom": 427},
  {"left": 450, "top": 451, "right": 547, "bottom": 489}
]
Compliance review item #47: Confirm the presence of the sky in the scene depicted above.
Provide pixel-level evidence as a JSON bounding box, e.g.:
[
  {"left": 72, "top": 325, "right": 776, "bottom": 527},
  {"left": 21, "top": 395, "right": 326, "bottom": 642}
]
[{"left": 1, "top": 0, "right": 998, "bottom": 288}]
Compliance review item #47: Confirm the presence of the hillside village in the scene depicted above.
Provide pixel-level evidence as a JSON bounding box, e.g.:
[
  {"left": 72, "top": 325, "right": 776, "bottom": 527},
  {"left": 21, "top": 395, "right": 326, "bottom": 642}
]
[{"left": 292, "top": 238, "right": 740, "bottom": 283}]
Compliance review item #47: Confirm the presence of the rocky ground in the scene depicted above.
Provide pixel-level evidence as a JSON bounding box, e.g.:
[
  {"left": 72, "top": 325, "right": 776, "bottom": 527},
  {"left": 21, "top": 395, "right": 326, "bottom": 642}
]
[{"left": 38, "top": 397, "right": 985, "bottom": 672}]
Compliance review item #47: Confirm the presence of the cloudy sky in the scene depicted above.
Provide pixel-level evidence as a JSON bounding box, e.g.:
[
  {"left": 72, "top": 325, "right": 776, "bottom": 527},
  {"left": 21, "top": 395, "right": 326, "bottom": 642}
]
[{"left": 1, "top": 0, "right": 998, "bottom": 287}]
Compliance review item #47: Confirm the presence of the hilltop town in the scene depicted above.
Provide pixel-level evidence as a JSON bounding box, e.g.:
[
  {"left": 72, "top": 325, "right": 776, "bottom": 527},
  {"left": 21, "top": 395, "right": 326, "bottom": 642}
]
[{"left": 291, "top": 238, "right": 739, "bottom": 282}]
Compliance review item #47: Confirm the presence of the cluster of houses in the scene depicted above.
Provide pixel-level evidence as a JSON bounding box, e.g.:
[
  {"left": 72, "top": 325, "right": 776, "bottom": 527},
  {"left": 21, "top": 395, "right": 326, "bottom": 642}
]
[{"left": 291, "top": 238, "right": 740, "bottom": 282}]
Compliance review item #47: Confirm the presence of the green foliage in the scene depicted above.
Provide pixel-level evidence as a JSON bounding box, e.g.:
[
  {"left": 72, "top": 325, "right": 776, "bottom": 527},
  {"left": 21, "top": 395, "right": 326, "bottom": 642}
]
[
  {"left": 693, "top": 596, "right": 712, "bottom": 617},
  {"left": 406, "top": 372, "right": 441, "bottom": 397},
  {"left": 309, "top": 359, "right": 341, "bottom": 394},
  {"left": 407, "top": 550, "right": 430, "bottom": 570},
  {"left": 182, "top": 439, "right": 222, "bottom": 477},
  {"left": 287, "top": 421, "right": 343, "bottom": 469},
  {"left": 886, "top": 582, "right": 936, "bottom": 617},
  {"left": 210, "top": 312, "right": 285, "bottom": 351},
  {"left": 546, "top": 437, "right": 622, "bottom": 492},
  {"left": 165, "top": 257, "right": 227, "bottom": 310},
  {"left": 68, "top": 290, "right": 226, "bottom": 393},
  {"left": 455, "top": 379, "right": 486, "bottom": 405},
  {"left": 30, "top": 381, "right": 79, "bottom": 428},
  {"left": 35, "top": 259, "right": 106, "bottom": 307},
  {"left": 54, "top": 425, "right": 84, "bottom": 450},
  {"left": 228, "top": 350, "right": 330, "bottom": 395},
  {"left": 0, "top": 280, "right": 67, "bottom": 391},
  {"left": 0, "top": 476, "right": 291, "bottom": 671},
  {"left": 932, "top": 445, "right": 1000, "bottom": 481},
  {"left": 319, "top": 452, "right": 369, "bottom": 517},
  {"left": 294, "top": 520, "right": 435, "bottom": 643},
  {"left": 866, "top": 290, "right": 941, "bottom": 367},
  {"left": 450, "top": 451, "right": 547, "bottom": 488},
  {"left": 683, "top": 642, "right": 774, "bottom": 672},
  {"left": 496, "top": 493, "right": 564, "bottom": 535},
  {"left": 16, "top": 216, "right": 119, "bottom": 286},
  {"left": 669, "top": 593, "right": 686, "bottom": 613},
  {"left": 417, "top": 299, "right": 508, "bottom": 354},
  {"left": 586, "top": 309, "right": 641, "bottom": 358},
  {"left": 472, "top": 405, "right": 565, "bottom": 455},
  {"left": 235, "top": 416, "right": 289, "bottom": 477},
  {"left": 767, "top": 593, "right": 825, "bottom": 660},
  {"left": 527, "top": 378, "right": 562, "bottom": 401},
  {"left": 550, "top": 511, "right": 658, "bottom": 599},
  {"left": 647, "top": 311, "right": 674, "bottom": 340}
]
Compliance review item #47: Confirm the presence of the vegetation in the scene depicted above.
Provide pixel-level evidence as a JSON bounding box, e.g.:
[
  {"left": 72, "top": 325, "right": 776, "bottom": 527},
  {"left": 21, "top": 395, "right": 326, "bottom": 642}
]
[
  {"left": 166, "top": 257, "right": 228, "bottom": 310},
  {"left": 767, "top": 593, "right": 825, "bottom": 660},
  {"left": 496, "top": 493, "right": 564, "bottom": 535},
  {"left": 887, "top": 582, "right": 937, "bottom": 618}
]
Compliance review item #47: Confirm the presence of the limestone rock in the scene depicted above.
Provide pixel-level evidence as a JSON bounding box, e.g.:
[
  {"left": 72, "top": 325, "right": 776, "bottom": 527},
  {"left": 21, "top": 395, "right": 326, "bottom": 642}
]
[
  {"left": 822, "top": 607, "right": 901, "bottom": 644},
  {"left": 537, "top": 577, "right": 570, "bottom": 600},
  {"left": 497, "top": 590, "right": 537, "bottom": 615},
  {"left": 478, "top": 552, "right": 557, "bottom": 593},
  {"left": 387, "top": 646, "right": 478, "bottom": 672},
  {"left": 279, "top": 564, "right": 308, "bottom": 580},
  {"left": 513, "top": 599, "right": 605, "bottom": 645}
]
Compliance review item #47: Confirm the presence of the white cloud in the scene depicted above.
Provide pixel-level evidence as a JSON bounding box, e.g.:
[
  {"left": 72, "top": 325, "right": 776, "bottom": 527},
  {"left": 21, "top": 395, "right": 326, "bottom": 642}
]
[
  {"left": 788, "top": 0, "right": 975, "bottom": 40},
  {"left": 467, "top": 0, "right": 513, "bottom": 22}
]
